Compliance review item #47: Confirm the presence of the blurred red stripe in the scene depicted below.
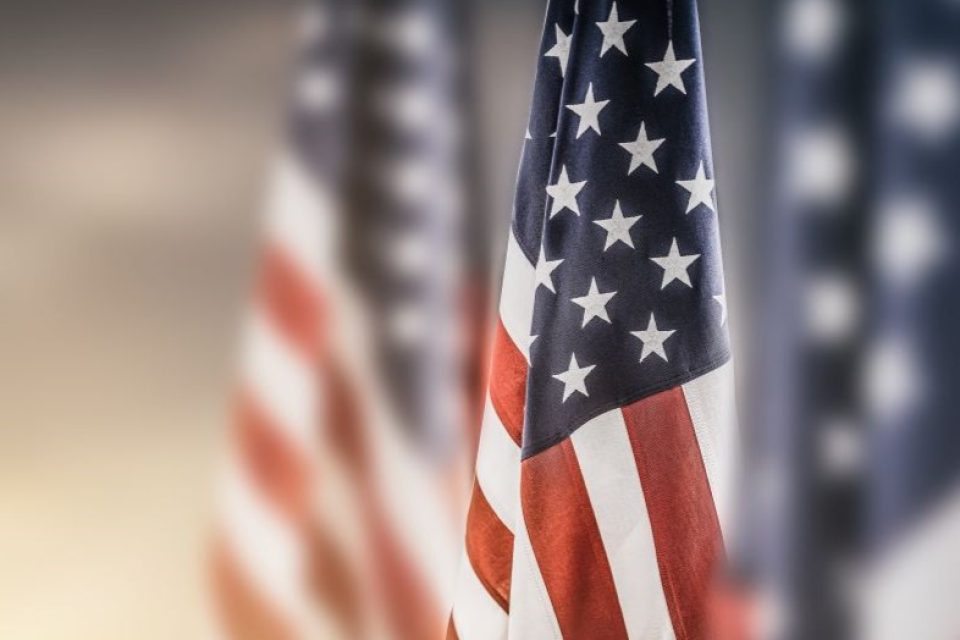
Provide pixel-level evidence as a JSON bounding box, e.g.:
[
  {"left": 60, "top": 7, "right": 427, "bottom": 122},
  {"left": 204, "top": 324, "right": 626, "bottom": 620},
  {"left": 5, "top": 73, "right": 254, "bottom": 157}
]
[
  {"left": 257, "top": 243, "right": 325, "bottom": 357},
  {"left": 306, "top": 523, "right": 367, "bottom": 638},
  {"left": 211, "top": 536, "right": 297, "bottom": 640},
  {"left": 235, "top": 389, "right": 312, "bottom": 525}
]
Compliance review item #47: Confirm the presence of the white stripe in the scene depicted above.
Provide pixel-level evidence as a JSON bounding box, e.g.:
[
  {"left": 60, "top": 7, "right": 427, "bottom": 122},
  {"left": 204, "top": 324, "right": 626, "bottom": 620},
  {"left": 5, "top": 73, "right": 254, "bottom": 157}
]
[
  {"left": 507, "top": 507, "right": 563, "bottom": 639},
  {"left": 682, "top": 361, "right": 739, "bottom": 538},
  {"left": 498, "top": 231, "right": 536, "bottom": 362},
  {"left": 451, "top": 553, "right": 509, "bottom": 640},
  {"left": 475, "top": 395, "right": 520, "bottom": 533},
  {"left": 572, "top": 410, "right": 676, "bottom": 640},
  {"left": 219, "top": 457, "right": 312, "bottom": 631},
  {"left": 241, "top": 309, "right": 316, "bottom": 453},
  {"left": 862, "top": 487, "right": 960, "bottom": 640},
  {"left": 265, "top": 154, "right": 338, "bottom": 286}
]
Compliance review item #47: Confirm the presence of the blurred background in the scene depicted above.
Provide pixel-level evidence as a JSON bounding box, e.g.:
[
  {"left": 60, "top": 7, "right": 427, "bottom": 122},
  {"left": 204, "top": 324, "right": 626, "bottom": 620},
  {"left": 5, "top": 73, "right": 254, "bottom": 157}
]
[{"left": 0, "top": 3, "right": 291, "bottom": 637}]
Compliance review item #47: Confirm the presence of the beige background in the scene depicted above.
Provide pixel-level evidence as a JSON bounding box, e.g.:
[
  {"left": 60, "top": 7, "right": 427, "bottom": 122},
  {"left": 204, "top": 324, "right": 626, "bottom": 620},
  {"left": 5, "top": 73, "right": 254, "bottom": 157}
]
[{"left": 0, "top": 5, "right": 293, "bottom": 638}]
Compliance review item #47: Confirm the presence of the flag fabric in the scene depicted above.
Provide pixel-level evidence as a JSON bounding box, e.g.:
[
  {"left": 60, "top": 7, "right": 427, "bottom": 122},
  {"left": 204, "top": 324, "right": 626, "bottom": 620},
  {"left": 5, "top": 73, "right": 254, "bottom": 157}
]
[
  {"left": 748, "top": 1, "right": 960, "bottom": 638},
  {"left": 211, "top": 2, "right": 484, "bottom": 638},
  {"left": 862, "top": 10, "right": 960, "bottom": 637},
  {"left": 449, "top": 1, "right": 738, "bottom": 638},
  {"left": 747, "top": 0, "right": 874, "bottom": 635}
]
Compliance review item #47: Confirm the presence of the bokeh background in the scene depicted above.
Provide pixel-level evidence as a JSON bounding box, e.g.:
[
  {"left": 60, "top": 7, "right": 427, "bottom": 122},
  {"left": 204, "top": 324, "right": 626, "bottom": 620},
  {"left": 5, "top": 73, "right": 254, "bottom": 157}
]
[{"left": 0, "top": 1, "right": 762, "bottom": 637}]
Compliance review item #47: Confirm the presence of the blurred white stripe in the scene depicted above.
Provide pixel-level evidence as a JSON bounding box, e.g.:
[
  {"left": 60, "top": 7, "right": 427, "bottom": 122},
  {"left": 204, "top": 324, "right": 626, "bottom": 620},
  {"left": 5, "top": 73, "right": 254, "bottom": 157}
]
[
  {"left": 241, "top": 309, "right": 316, "bottom": 453},
  {"left": 219, "top": 457, "right": 312, "bottom": 631},
  {"left": 265, "top": 154, "right": 338, "bottom": 285},
  {"left": 862, "top": 486, "right": 960, "bottom": 640}
]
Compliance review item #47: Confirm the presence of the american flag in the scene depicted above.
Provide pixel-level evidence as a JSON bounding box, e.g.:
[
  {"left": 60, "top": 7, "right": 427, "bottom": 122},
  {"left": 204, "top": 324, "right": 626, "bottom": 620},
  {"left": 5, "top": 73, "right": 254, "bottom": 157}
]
[
  {"left": 211, "top": 2, "right": 485, "bottom": 638},
  {"left": 449, "top": 1, "right": 738, "bottom": 638}
]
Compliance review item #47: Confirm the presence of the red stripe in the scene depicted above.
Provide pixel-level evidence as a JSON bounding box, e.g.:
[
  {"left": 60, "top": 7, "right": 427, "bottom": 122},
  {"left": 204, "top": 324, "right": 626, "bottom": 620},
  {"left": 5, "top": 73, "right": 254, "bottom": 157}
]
[
  {"left": 622, "top": 387, "right": 724, "bottom": 640},
  {"left": 488, "top": 319, "right": 526, "bottom": 445},
  {"left": 235, "top": 390, "right": 312, "bottom": 526},
  {"left": 465, "top": 481, "right": 513, "bottom": 611},
  {"left": 306, "top": 524, "right": 366, "bottom": 638},
  {"left": 258, "top": 243, "right": 324, "bottom": 357},
  {"left": 446, "top": 616, "right": 460, "bottom": 640},
  {"left": 521, "top": 439, "right": 629, "bottom": 639},
  {"left": 211, "top": 535, "right": 296, "bottom": 640}
]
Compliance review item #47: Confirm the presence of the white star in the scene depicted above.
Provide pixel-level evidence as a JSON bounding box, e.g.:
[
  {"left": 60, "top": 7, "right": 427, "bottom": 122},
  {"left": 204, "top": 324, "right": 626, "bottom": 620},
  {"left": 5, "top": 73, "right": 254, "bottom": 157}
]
[
  {"left": 565, "top": 83, "right": 610, "bottom": 138},
  {"left": 890, "top": 60, "right": 960, "bottom": 143},
  {"left": 713, "top": 293, "right": 728, "bottom": 325},
  {"left": 804, "top": 272, "right": 860, "bottom": 343},
  {"left": 874, "top": 195, "right": 947, "bottom": 289},
  {"left": 593, "top": 200, "right": 642, "bottom": 250},
  {"left": 619, "top": 122, "right": 666, "bottom": 174},
  {"left": 676, "top": 162, "right": 716, "bottom": 213},
  {"left": 863, "top": 337, "right": 923, "bottom": 425},
  {"left": 388, "top": 230, "right": 429, "bottom": 276},
  {"left": 298, "top": 4, "right": 328, "bottom": 45},
  {"left": 785, "top": 125, "right": 855, "bottom": 207},
  {"left": 382, "top": 155, "right": 433, "bottom": 206},
  {"left": 571, "top": 278, "right": 617, "bottom": 327},
  {"left": 631, "top": 314, "right": 676, "bottom": 363},
  {"left": 784, "top": 0, "right": 846, "bottom": 63},
  {"left": 650, "top": 238, "right": 700, "bottom": 289},
  {"left": 819, "top": 416, "right": 863, "bottom": 478},
  {"left": 545, "top": 24, "right": 573, "bottom": 77},
  {"left": 552, "top": 353, "right": 596, "bottom": 402},
  {"left": 378, "top": 83, "right": 435, "bottom": 131},
  {"left": 298, "top": 68, "right": 341, "bottom": 113},
  {"left": 645, "top": 41, "right": 696, "bottom": 96},
  {"left": 376, "top": 9, "right": 439, "bottom": 57},
  {"left": 596, "top": 2, "right": 636, "bottom": 57},
  {"left": 546, "top": 166, "right": 587, "bottom": 218},
  {"left": 535, "top": 245, "right": 564, "bottom": 294},
  {"left": 388, "top": 302, "right": 427, "bottom": 347}
]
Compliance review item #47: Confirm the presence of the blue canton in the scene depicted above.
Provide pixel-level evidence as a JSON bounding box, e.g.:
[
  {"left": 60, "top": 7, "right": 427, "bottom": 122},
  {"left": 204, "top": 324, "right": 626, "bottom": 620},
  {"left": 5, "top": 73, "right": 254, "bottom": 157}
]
[{"left": 513, "top": 0, "right": 731, "bottom": 458}]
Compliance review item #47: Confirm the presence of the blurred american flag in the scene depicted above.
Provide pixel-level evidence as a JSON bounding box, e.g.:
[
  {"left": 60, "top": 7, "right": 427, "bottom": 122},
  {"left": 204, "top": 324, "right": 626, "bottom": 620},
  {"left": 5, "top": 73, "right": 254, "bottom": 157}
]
[
  {"left": 210, "top": 2, "right": 488, "bottom": 638},
  {"left": 748, "top": 1, "right": 960, "bottom": 638}
]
